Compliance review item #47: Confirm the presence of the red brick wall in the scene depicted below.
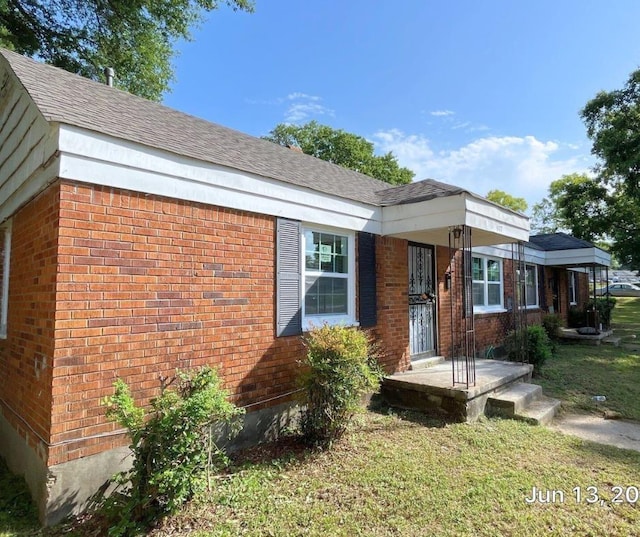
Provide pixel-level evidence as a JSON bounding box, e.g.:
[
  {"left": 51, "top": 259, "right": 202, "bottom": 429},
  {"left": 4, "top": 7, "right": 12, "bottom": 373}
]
[
  {"left": 0, "top": 184, "right": 60, "bottom": 462},
  {"left": 48, "top": 180, "right": 304, "bottom": 465},
  {"left": 373, "top": 236, "right": 410, "bottom": 373},
  {"left": 436, "top": 249, "right": 545, "bottom": 358}
]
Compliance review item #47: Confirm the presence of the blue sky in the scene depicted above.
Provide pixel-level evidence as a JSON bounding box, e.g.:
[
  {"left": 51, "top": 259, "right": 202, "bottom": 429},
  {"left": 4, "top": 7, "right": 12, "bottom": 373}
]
[{"left": 163, "top": 1, "right": 640, "bottom": 212}]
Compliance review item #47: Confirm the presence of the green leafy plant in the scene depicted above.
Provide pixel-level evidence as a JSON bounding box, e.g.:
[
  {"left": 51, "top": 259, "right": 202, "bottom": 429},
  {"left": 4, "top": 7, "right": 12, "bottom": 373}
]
[
  {"left": 568, "top": 305, "right": 585, "bottom": 328},
  {"left": 505, "top": 324, "right": 553, "bottom": 374},
  {"left": 298, "top": 324, "right": 382, "bottom": 448},
  {"left": 102, "top": 366, "right": 244, "bottom": 535},
  {"left": 542, "top": 313, "right": 562, "bottom": 353},
  {"left": 586, "top": 297, "right": 617, "bottom": 329},
  {"left": 542, "top": 313, "right": 562, "bottom": 340}
]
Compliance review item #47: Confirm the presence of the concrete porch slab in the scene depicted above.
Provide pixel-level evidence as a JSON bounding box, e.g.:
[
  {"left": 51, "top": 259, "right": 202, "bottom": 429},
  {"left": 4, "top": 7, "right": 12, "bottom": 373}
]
[
  {"left": 558, "top": 328, "right": 614, "bottom": 345},
  {"left": 382, "top": 359, "right": 533, "bottom": 422}
]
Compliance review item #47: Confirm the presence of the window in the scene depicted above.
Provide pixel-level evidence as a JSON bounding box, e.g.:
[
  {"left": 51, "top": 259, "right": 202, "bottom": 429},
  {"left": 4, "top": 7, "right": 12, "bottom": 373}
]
[
  {"left": 568, "top": 272, "right": 577, "bottom": 305},
  {"left": 0, "top": 219, "right": 12, "bottom": 339},
  {"left": 515, "top": 264, "right": 539, "bottom": 308},
  {"left": 472, "top": 255, "right": 503, "bottom": 312},
  {"left": 523, "top": 264, "right": 539, "bottom": 308},
  {"left": 302, "top": 227, "right": 355, "bottom": 328}
]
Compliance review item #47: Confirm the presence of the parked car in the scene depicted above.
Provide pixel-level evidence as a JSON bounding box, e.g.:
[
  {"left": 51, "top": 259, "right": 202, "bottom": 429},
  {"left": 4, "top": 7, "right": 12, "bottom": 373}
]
[{"left": 598, "top": 283, "right": 640, "bottom": 297}]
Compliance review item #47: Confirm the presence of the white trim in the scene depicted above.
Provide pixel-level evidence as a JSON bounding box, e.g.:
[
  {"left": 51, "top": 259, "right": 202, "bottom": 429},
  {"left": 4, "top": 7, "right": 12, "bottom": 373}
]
[
  {"left": 543, "top": 247, "right": 611, "bottom": 268},
  {"left": 301, "top": 224, "right": 357, "bottom": 330},
  {"left": 381, "top": 193, "right": 529, "bottom": 247},
  {"left": 0, "top": 219, "right": 12, "bottom": 338},
  {"left": 472, "top": 254, "right": 504, "bottom": 313},
  {"left": 57, "top": 125, "right": 382, "bottom": 234},
  {"left": 473, "top": 243, "right": 610, "bottom": 269}
]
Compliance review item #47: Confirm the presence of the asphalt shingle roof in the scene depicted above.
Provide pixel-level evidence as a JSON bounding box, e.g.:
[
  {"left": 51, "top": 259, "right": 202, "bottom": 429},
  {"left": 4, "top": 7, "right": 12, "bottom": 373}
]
[
  {"left": 528, "top": 232, "right": 596, "bottom": 251},
  {"left": 1, "top": 48, "right": 401, "bottom": 206},
  {"left": 377, "top": 179, "right": 466, "bottom": 206}
]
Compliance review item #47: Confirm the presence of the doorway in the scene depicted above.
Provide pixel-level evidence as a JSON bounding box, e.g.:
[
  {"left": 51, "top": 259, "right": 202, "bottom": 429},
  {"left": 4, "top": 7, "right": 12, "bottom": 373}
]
[{"left": 408, "top": 243, "right": 437, "bottom": 359}]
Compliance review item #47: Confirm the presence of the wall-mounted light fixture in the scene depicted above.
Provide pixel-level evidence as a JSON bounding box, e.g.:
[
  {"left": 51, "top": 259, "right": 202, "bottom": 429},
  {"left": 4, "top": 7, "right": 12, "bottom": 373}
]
[
  {"left": 445, "top": 271, "right": 452, "bottom": 290},
  {"left": 452, "top": 226, "right": 462, "bottom": 240}
]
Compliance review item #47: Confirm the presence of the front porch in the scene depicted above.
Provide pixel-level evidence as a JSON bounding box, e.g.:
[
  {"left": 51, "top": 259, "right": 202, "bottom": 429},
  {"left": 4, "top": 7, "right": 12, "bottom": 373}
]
[{"left": 382, "top": 359, "right": 560, "bottom": 424}]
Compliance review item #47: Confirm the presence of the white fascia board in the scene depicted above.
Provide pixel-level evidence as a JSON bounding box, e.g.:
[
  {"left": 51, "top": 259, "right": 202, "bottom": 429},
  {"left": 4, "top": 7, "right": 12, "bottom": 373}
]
[
  {"left": 464, "top": 197, "right": 530, "bottom": 243},
  {"left": 472, "top": 244, "right": 546, "bottom": 265},
  {"left": 57, "top": 125, "right": 382, "bottom": 234},
  {"left": 544, "top": 248, "right": 611, "bottom": 268},
  {"left": 381, "top": 194, "right": 467, "bottom": 236},
  {"left": 382, "top": 193, "right": 530, "bottom": 245}
]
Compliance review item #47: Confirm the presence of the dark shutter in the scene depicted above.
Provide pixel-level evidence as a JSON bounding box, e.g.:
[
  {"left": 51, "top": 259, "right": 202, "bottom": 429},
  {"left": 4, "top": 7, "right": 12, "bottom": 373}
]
[
  {"left": 358, "top": 232, "right": 377, "bottom": 328},
  {"left": 276, "top": 218, "right": 302, "bottom": 337}
]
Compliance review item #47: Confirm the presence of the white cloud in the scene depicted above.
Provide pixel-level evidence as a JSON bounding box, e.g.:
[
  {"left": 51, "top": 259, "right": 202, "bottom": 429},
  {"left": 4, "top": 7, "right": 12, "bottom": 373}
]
[
  {"left": 284, "top": 93, "right": 334, "bottom": 123},
  {"left": 246, "top": 92, "right": 334, "bottom": 123},
  {"left": 371, "top": 130, "right": 592, "bottom": 210},
  {"left": 430, "top": 110, "right": 455, "bottom": 117},
  {"left": 287, "top": 92, "right": 320, "bottom": 102}
]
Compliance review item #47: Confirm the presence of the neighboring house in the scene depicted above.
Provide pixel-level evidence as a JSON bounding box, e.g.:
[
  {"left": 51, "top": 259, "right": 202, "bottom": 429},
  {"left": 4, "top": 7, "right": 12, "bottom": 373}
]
[{"left": 0, "top": 49, "right": 609, "bottom": 525}]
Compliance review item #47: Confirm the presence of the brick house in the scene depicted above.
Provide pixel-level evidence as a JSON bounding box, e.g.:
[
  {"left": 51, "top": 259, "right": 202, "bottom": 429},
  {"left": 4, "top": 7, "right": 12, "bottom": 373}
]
[{"left": 0, "top": 49, "right": 609, "bottom": 524}]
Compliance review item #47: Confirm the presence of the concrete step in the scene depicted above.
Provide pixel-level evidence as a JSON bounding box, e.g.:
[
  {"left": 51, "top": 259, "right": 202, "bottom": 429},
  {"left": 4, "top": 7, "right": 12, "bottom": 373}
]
[
  {"left": 410, "top": 356, "right": 445, "bottom": 370},
  {"left": 516, "top": 396, "right": 562, "bottom": 426},
  {"left": 486, "top": 383, "right": 542, "bottom": 417},
  {"left": 602, "top": 336, "right": 621, "bottom": 347}
]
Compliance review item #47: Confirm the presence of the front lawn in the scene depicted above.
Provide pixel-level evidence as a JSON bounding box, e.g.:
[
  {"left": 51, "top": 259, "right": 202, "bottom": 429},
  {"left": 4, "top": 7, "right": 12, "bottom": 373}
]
[
  {"left": 155, "top": 412, "right": 640, "bottom": 536},
  {"left": 538, "top": 297, "right": 640, "bottom": 420}
]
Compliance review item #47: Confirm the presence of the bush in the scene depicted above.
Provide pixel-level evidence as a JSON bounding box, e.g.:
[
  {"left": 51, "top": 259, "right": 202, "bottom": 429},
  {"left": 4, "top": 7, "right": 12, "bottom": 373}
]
[
  {"left": 542, "top": 313, "right": 562, "bottom": 353},
  {"left": 586, "top": 297, "right": 617, "bottom": 329},
  {"left": 102, "top": 367, "right": 244, "bottom": 535},
  {"left": 298, "top": 324, "right": 382, "bottom": 447},
  {"left": 542, "top": 313, "right": 562, "bottom": 340},
  {"left": 505, "top": 324, "right": 553, "bottom": 374},
  {"left": 568, "top": 306, "right": 585, "bottom": 328}
]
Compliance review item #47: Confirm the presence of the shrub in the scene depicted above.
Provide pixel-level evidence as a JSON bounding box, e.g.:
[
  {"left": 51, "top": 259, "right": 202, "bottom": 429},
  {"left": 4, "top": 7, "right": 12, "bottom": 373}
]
[
  {"left": 586, "top": 297, "right": 617, "bottom": 329},
  {"left": 542, "top": 313, "right": 562, "bottom": 353},
  {"left": 102, "top": 367, "right": 244, "bottom": 535},
  {"left": 542, "top": 313, "right": 562, "bottom": 340},
  {"left": 505, "top": 324, "right": 553, "bottom": 374},
  {"left": 568, "top": 306, "right": 585, "bottom": 328},
  {"left": 298, "top": 324, "right": 382, "bottom": 447}
]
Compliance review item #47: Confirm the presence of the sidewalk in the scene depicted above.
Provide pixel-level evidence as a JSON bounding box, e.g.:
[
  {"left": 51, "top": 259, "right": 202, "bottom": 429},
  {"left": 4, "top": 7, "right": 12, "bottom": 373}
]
[{"left": 551, "top": 413, "right": 640, "bottom": 452}]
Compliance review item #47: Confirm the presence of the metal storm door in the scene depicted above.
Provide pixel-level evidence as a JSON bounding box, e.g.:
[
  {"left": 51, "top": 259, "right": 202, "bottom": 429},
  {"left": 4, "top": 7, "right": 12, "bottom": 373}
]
[{"left": 408, "top": 244, "right": 437, "bottom": 359}]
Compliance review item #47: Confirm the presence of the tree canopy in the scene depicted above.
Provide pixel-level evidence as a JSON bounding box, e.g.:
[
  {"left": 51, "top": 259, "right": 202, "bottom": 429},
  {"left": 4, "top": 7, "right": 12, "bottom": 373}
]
[
  {"left": 0, "top": 0, "right": 253, "bottom": 100},
  {"left": 485, "top": 189, "right": 527, "bottom": 213},
  {"left": 574, "top": 67, "right": 640, "bottom": 268},
  {"left": 581, "top": 69, "right": 640, "bottom": 196},
  {"left": 263, "top": 121, "right": 414, "bottom": 185},
  {"left": 529, "top": 174, "right": 609, "bottom": 240}
]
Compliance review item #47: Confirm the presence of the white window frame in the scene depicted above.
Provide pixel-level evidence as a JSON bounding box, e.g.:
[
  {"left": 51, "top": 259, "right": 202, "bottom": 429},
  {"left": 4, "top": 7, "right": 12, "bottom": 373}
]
[
  {"left": 568, "top": 271, "right": 577, "bottom": 306},
  {"left": 0, "top": 219, "right": 12, "bottom": 339},
  {"left": 472, "top": 255, "right": 505, "bottom": 314},
  {"left": 301, "top": 224, "right": 357, "bottom": 330},
  {"left": 522, "top": 264, "right": 539, "bottom": 309}
]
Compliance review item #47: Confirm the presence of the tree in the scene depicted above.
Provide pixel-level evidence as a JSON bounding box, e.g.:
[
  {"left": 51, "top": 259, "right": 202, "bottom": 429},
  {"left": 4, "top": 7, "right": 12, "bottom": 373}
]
[
  {"left": 582, "top": 69, "right": 640, "bottom": 196},
  {"left": 580, "top": 68, "right": 640, "bottom": 268},
  {"left": 0, "top": 0, "right": 253, "bottom": 101},
  {"left": 529, "top": 198, "right": 558, "bottom": 235},
  {"left": 534, "top": 174, "right": 610, "bottom": 241},
  {"left": 263, "top": 121, "right": 414, "bottom": 185},
  {"left": 485, "top": 189, "right": 527, "bottom": 213}
]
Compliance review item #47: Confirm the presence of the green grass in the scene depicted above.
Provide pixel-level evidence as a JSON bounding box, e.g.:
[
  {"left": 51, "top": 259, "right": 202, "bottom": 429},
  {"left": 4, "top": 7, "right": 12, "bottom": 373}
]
[
  {"left": 538, "top": 297, "right": 640, "bottom": 420},
  {"left": 139, "top": 413, "right": 640, "bottom": 536},
  {"left": 0, "top": 458, "right": 39, "bottom": 536}
]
